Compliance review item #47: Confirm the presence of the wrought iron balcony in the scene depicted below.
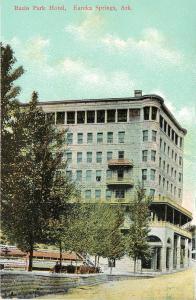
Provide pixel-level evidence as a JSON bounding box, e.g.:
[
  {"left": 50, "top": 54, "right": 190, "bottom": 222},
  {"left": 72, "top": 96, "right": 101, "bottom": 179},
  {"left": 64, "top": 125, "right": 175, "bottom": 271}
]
[
  {"left": 108, "top": 159, "right": 133, "bottom": 167},
  {"left": 106, "top": 178, "right": 134, "bottom": 186}
]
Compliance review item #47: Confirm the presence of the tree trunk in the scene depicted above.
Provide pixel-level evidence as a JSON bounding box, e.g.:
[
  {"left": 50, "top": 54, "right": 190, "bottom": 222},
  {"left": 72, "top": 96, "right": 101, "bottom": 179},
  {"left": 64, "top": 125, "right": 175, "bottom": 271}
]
[
  {"left": 97, "top": 256, "right": 100, "bottom": 267},
  {"left": 95, "top": 255, "right": 97, "bottom": 267},
  {"left": 59, "top": 241, "right": 62, "bottom": 272},
  {"left": 28, "top": 248, "right": 33, "bottom": 272},
  {"left": 134, "top": 257, "right": 136, "bottom": 273}
]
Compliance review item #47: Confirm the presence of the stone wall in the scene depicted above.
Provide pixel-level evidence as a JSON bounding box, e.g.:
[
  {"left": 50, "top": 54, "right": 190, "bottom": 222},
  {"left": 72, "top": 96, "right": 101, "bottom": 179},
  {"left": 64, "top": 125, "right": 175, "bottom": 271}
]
[{"left": 0, "top": 271, "right": 107, "bottom": 299}]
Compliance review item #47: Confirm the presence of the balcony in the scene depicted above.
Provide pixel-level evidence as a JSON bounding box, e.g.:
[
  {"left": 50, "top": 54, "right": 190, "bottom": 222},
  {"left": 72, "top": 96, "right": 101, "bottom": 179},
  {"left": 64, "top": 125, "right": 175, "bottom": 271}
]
[
  {"left": 108, "top": 159, "right": 133, "bottom": 167},
  {"left": 150, "top": 221, "right": 192, "bottom": 239},
  {"left": 106, "top": 178, "right": 134, "bottom": 187}
]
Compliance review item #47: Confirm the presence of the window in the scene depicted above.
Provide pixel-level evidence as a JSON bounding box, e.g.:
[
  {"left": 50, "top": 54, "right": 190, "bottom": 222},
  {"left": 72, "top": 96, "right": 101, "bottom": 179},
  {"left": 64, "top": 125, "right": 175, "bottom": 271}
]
[
  {"left": 143, "top": 130, "right": 148, "bottom": 141},
  {"left": 178, "top": 188, "right": 181, "bottom": 198},
  {"left": 151, "top": 150, "right": 156, "bottom": 161},
  {"left": 117, "top": 109, "right": 127, "bottom": 122},
  {"left": 46, "top": 112, "right": 55, "bottom": 123},
  {"left": 160, "top": 138, "right": 162, "bottom": 148},
  {"left": 118, "top": 151, "right": 124, "bottom": 159},
  {"left": 85, "top": 190, "right": 91, "bottom": 200},
  {"left": 115, "top": 190, "right": 125, "bottom": 199},
  {"left": 171, "top": 167, "right": 174, "bottom": 177},
  {"left": 96, "top": 170, "right": 102, "bottom": 182},
  {"left": 172, "top": 150, "right": 174, "bottom": 159},
  {"left": 142, "top": 169, "right": 147, "bottom": 180},
  {"left": 179, "top": 173, "right": 182, "bottom": 183},
  {"left": 151, "top": 107, "right": 157, "bottom": 120},
  {"left": 150, "top": 169, "right": 156, "bottom": 180},
  {"left": 175, "top": 153, "right": 177, "bottom": 162},
  {"left": 163, "top": 160, "right": 165, "bottom": 171},
  {"left": 164, "top": 120, "right": 167, "bottom": 133},
  {"left": 67, "top": 111, "right": 75, "bottom": 124},
  {"left": 160, "top": 115, "right": 163, "bottom": 129},
  {"left": 159, "top": 175, "right": 161, "bottom": 185},
  {"left": 87, "top": 111, "right": 95, "bottom": 123},
  {"left": 106, "top": 169, "right": 112, "bottom": 179},
  {"left": 87, "top": 133, "right": 93, "bottom": 144},
  {"left": 167, "top": 181, "right": 169, "bottom": 191},
  {"left": 174, "top": 187, "right": 176, "bottom": 196},
  {"left": 170, "top": 184, "right": 173, "bottom": 193},
  {"left": 129, "top": 109, "right": 140, "bottom": 121},
  {"left": 96, "top": 152, "right": 102, "bottom": 163},
  {"left": 172, "top": 130, "right": 175, "bottom": 141},
  {"left": 86, "top": 170, "right": 92, "bottom": 181},
  {"left": 144, "top": 106, "right": 150, "bottom": 120},
  {"left": 117, "top": 169, "right": 124, "bottom": 181},
  {"left": 175, "top": 134, "right": 178, "bottom": 146},
  {"left": 159, "top": 157, "right": 162, "bottom": 168},
  {"left": 87, "top": 152, "right": 92, "bottom": 163},
  {"left": 66, "top": 152, "right": 72, "bottom": 163},
  {"left": 174, "top": 170, "right": 176, "bottom": 179},
  {"left": 180, "top": 137, "right": 183, "bottom": 148},
  {"left": 167, "top": 146, "right": 170, "bottom": 156},
  {"left": 107, "top": 110, "right": 116, "bottom": 123},
  {"left": 77, "top": 152, "right": 82, "bottom": 163},
  {"left": 164, "top": 142, "right": 166, "bottom": 153},
  {"left": 77, "top": 111, "right": 85, "bottom": 124},
  {"left": 97, "top": 110, "right": 105, "bottom": 123},
  {"left": 66, "top": 170, "right": 72, "bottom": 179},
  {"left": 77, "top": 133, "right": 83, "bottom": 144},
  {"left": 56, "top": 112, "right": 65, "bottom": 124},
  {"left": 97, "top": 132, "right": 103, "bottom": 143},
  {"left": 95, "top": 190, "right": 101, "bottom": 200},
  {"left": 168, "top": 125, "right": 171, "bottom": 137},
  {"left": 107, "top": 132, "right": 113, "bottom": 143},
  {"left": 167, "top": 164, "right": 169, "bottom": 174},
  {"left": 106, "top": 189, "right": 112, "bottom": 200},
  {"left": 163, "top": 178, "right": 165, "bottom": 188},
  {"left": 179, "top": 156, "right": 182, "bottom": 166},
  {"left": 118, "top": 131, "right": 125, "bottom": 143},
  {"left": 107, "top": 151, "right": 113, "bottom": 161},
  {"left": 152, "top": 130, "right": 157, "bottom": 142},
  {"left": 76, "top": 170, "right": 82, "bottom": 182},
  {"left": 150, "top": 189, "right": 155, "bottom": 198},
  {"left": 142, "top": 150, "right": 148, "bottom": 162},
  {"left": 67, "top": 132, "right": 73, "bottom": 144}
]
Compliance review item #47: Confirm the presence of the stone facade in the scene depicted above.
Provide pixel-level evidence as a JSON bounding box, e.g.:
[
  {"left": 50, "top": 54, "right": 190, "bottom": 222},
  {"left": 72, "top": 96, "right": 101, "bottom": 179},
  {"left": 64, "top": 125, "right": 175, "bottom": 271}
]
[{"left": 37, "top": 91, "right": 192, "bottom": 272}]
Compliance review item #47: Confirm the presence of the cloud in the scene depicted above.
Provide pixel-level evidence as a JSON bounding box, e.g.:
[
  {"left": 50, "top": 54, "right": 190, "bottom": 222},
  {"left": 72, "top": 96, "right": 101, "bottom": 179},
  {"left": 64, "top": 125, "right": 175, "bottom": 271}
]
[
  {"left": 65, "top": 18, "right": 183, "bottom": 66},
  {"left": 101, "top": 28, "right": 183, "bottom": 65},
  {"left": 65, "top": 14, "right": 104, "bottom": 40}
]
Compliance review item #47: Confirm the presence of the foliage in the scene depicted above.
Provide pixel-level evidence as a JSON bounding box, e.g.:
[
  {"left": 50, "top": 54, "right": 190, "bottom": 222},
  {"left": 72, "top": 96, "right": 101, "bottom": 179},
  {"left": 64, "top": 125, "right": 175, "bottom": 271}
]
[
  {"left": 56, "top": 204, "right": 126, "bottom": 265},
  {"left": 126, "top": 185, "right": 152, "bottom": 272}
]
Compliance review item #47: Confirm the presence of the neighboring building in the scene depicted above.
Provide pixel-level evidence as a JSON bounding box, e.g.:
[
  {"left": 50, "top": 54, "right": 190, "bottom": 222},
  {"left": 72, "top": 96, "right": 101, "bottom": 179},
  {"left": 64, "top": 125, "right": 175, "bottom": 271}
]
[
  {"left": 36, "top": 90, "right": 192, "bottom": 272},
  {"left": 190, "top": 226, "right": 196, "bottom": 259},
  {"left": 0, "top": 245, "right": 83, "bottom": 270}
]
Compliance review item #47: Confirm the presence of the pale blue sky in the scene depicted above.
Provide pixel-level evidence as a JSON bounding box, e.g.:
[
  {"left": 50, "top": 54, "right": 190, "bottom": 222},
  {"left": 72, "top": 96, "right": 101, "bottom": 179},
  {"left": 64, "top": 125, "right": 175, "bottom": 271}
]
[{"left": 2, "top": 0, "right": 196, "bottom": 218}]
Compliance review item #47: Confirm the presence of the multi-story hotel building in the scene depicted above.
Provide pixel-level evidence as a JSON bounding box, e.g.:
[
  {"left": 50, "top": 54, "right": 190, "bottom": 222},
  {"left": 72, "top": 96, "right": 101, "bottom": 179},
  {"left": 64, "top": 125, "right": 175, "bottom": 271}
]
[{"left": 38, "top": 90, "right": 192, "bottom": 272}]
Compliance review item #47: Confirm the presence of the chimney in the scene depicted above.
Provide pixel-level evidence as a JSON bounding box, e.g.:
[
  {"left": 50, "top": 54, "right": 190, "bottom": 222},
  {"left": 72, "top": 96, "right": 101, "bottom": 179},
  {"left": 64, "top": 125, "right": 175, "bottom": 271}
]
[{"left": 134, "top": 90, "right": 142, "bottom": 97}]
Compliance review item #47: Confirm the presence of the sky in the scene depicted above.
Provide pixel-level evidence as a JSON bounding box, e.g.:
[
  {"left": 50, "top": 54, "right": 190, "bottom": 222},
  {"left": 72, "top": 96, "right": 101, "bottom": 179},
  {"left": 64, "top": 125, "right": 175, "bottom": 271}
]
[{"left": 2, "top": 0, "right": 196, "bottom": 219}]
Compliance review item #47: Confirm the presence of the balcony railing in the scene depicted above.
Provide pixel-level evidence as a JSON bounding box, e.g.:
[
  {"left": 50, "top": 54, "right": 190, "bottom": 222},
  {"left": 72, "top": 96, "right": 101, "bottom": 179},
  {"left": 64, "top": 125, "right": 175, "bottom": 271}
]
[
  {"left": 150, "top": 221, "right": 192, "bottom": 239},
  {"left": 108, "top": 159, "right": 133, "bottom": 167},
  {"left": 106, "top": 178, "right": 134, "bottom": 186}
]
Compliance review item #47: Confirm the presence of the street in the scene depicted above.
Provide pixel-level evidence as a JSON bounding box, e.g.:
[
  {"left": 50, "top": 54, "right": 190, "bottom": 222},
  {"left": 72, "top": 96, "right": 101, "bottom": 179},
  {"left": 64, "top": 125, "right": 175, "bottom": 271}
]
[{"left": 38, "top": 268, "right": 195, "bottom": 300}]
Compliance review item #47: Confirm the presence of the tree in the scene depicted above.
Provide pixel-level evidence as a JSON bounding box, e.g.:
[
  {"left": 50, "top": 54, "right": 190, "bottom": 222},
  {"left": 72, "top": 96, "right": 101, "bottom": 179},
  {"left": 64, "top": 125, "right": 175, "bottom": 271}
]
[
  {"left": 126, "top": 185, "right": 151, "bottom": 273},
  {"left": 58, "top": 204, "right": 126, "bottom": 268},
  {"left": 1, "top": 44, "right": 25, "bottom": 211},
  {"left": 1, "top": 91, "right": 77, "bottom": 271}
]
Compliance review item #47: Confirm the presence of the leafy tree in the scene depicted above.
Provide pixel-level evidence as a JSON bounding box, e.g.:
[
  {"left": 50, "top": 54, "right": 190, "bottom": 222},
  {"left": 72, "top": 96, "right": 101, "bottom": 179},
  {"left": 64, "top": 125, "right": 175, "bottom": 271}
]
[
  {"left": 1, "top": 92, "right": 77, "bottom": 271},
  {"left": 1, "top": 44, "right": 24, "bottom": 209},
  {"left": 126, "top": 186, "right": 151, "bottom": 272},
  {"left": 58, "top": 204, "right": 126, "bottom": 267}
]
